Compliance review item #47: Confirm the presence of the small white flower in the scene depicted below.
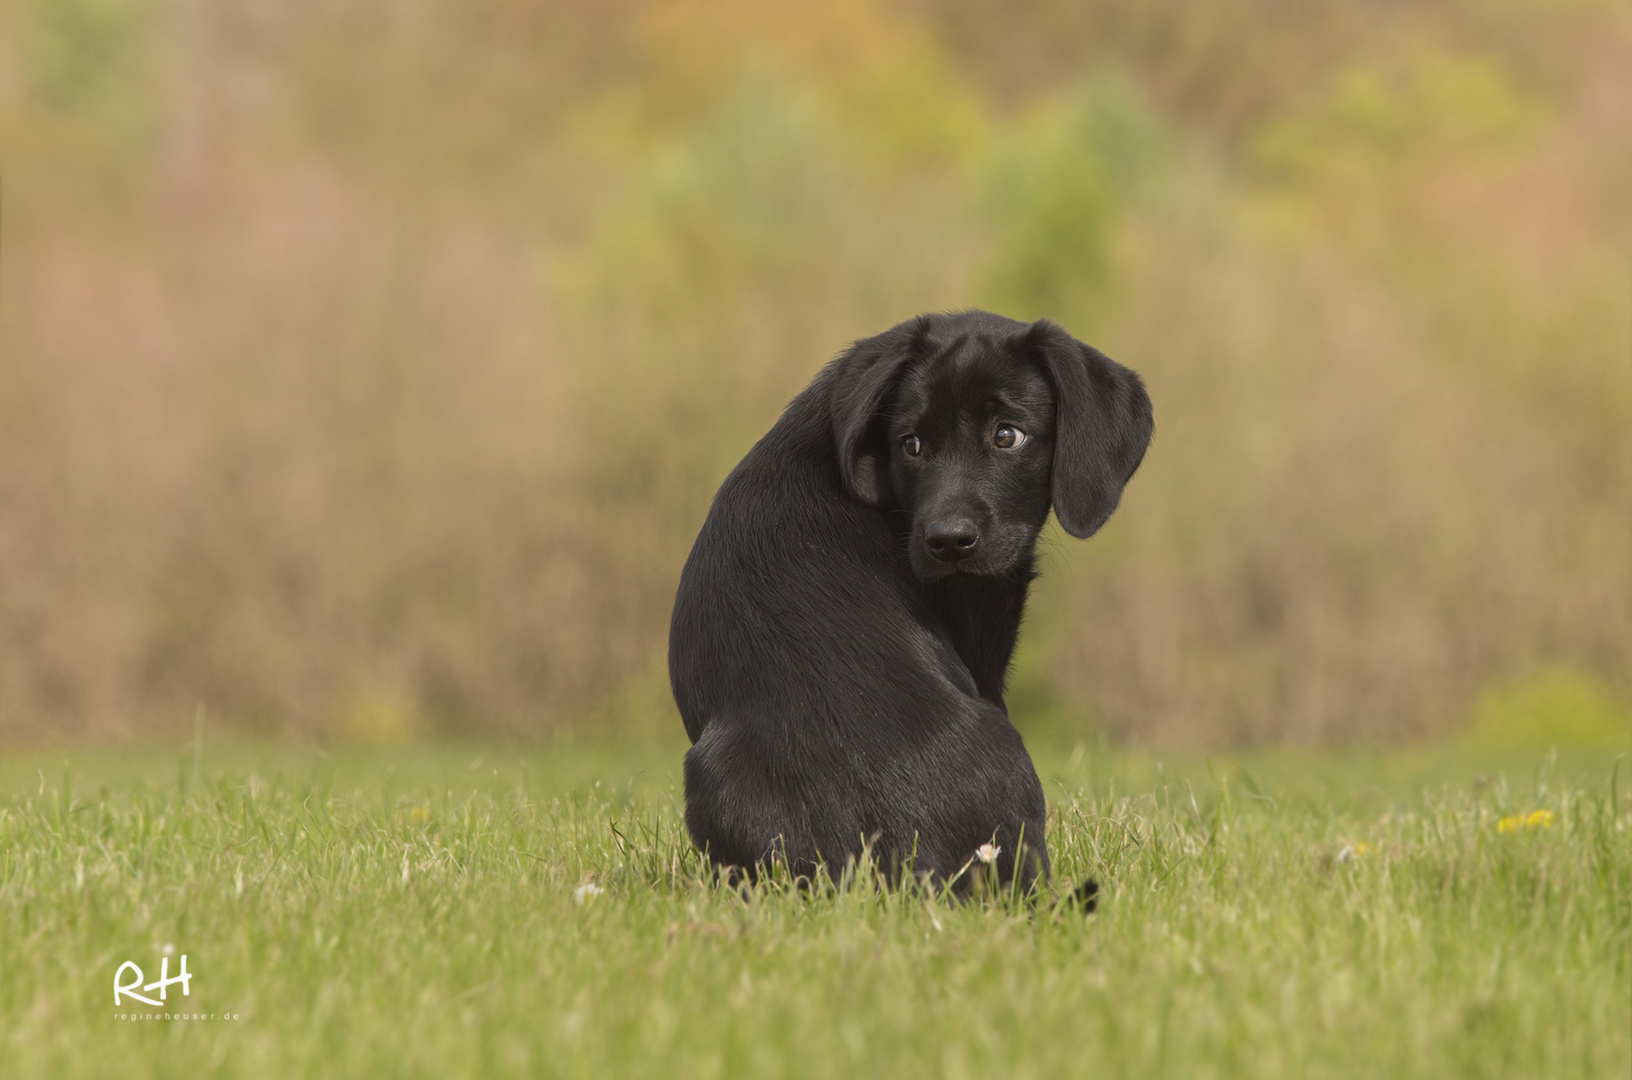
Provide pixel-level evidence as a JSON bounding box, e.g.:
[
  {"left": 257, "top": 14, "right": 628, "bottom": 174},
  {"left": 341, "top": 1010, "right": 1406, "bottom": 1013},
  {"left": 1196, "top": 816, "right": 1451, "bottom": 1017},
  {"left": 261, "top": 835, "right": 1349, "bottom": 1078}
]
[
  {"left": 975, "top": 843, "right": 1001, "bottom": 865},
  {"left": 573, "top": 883, "right": 604, "bottom": 904}
]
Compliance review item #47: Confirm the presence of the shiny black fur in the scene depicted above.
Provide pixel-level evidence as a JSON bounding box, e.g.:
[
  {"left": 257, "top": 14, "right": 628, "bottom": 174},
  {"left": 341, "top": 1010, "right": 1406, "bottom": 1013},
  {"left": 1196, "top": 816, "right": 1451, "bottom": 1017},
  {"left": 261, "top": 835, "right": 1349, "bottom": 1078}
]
[{"left": 670, "top": 311, "right": 1152, "bottom": 893}]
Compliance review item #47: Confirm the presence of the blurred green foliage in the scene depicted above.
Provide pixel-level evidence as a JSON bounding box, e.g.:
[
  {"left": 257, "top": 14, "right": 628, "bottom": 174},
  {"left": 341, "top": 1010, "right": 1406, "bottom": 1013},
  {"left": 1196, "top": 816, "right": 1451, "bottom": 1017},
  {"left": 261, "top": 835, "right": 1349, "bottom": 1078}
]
[
  {"left": 983, "top": 78, "right": 1165, "bottom": 325},
  {"left": 17, "top": 0, "right": 151, "bottom": 113},
  {"left": 10, "top": 0, "right": 156, "bottom": 185},
  {"left": 1252, "top": 53, "right": 1546, "bottom": 184},
  {"left": 1464, "top": 669, "right": 1631, "bottom": 751}
]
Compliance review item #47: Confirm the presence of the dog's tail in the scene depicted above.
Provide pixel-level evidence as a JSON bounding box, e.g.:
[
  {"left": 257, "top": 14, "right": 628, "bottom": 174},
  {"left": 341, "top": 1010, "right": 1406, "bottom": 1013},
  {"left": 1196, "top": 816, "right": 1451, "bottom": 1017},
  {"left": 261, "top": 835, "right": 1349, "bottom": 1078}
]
[{"left": 1073, "top": 877, "right": 1100, "bottom": 913}]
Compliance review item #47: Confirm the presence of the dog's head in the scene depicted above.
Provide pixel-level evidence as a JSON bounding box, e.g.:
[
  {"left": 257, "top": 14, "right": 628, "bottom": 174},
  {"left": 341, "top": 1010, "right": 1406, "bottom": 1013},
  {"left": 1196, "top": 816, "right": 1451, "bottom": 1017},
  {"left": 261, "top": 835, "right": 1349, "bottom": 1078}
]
[{"left": 829, "top": 311, "right": 1153, "bottom": 582}]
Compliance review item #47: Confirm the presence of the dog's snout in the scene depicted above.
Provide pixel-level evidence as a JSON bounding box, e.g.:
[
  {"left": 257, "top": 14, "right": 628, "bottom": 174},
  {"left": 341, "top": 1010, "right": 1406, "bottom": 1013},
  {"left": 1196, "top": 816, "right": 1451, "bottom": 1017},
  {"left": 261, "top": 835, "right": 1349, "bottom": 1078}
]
[{"left": 924, "top": 519, "right": 981, "bottom": 562}]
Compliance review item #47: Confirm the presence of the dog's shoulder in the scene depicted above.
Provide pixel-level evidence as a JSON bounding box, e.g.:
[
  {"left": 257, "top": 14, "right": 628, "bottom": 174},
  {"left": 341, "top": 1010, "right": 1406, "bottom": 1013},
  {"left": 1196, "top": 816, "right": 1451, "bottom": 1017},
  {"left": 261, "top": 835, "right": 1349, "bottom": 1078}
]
[{"left": 691, "top": 384, "right": 887, "bottom": 567}]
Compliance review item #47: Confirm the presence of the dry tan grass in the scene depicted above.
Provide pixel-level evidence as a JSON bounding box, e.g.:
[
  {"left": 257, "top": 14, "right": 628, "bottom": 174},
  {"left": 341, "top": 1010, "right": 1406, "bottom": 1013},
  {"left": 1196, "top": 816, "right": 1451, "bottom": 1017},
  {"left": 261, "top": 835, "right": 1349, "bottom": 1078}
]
[{"left": 0, "top": 0, "right": 1625, "bottom": 746}]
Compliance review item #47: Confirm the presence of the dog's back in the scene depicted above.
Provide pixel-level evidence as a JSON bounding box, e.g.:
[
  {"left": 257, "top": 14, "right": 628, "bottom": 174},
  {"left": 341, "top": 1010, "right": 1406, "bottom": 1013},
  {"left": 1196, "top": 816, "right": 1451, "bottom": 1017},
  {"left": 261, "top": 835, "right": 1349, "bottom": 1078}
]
[{"left": 670, "top": 369, "right": 1049, "bottom": 885}]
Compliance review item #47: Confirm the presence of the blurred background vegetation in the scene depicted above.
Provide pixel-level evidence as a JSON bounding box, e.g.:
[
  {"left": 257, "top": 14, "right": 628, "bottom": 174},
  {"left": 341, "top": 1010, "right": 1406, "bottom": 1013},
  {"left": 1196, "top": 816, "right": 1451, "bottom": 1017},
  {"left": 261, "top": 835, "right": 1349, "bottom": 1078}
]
[{"left": 0, "top": 0, "right": 1626, "bottom": 751}]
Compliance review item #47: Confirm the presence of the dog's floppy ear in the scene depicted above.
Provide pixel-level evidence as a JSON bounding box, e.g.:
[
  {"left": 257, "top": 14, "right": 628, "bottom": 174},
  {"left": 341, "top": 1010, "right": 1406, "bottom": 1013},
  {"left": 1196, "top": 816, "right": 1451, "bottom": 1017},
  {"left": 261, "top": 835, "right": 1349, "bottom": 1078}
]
[
  {"left": 827, "top": 317, "right": 928, "bottom": 505},
  {"left": 1025, "top": 319, "right": 1153, "bottom": 539}
]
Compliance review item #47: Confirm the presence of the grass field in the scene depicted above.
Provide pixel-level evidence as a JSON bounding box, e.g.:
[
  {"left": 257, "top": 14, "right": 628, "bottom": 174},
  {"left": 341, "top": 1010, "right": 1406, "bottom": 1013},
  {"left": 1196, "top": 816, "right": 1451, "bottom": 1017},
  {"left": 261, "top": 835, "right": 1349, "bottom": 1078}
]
[{"left": 0, "top": 740, "right": 1626, "bottom": 1078}]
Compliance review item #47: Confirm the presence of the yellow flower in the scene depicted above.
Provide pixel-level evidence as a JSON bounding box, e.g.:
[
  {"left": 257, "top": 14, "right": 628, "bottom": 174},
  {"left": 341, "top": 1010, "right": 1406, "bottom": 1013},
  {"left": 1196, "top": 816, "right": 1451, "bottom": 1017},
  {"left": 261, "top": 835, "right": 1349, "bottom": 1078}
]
[{"left": 1497, "top": 809, "right": 1555, "bottom": 834}]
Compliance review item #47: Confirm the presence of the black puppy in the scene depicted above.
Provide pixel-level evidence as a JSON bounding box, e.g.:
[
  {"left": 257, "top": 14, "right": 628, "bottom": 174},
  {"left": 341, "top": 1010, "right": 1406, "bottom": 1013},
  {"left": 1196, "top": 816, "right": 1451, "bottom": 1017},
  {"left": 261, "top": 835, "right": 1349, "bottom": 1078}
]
[{"left": 670, "top": 310, "right": 1151, "bottom": 893}]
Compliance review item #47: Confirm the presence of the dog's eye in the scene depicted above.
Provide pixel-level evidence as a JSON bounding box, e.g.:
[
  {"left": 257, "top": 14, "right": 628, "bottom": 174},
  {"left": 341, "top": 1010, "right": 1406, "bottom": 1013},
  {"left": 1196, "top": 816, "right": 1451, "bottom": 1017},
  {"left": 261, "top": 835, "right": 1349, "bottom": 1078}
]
[
  {"left": 993, "top": 424, "right": 1027, "bottom": 449},
  {"left": 901, "top": 434, "right": 922, "bottom": 457}
]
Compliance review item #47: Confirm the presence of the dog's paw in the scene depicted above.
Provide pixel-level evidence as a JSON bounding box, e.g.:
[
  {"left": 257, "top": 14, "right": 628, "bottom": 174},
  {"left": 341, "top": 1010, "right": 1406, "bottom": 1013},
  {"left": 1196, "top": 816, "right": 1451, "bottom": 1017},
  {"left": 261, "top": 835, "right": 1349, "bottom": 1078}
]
[{"left": 1073, "top": 876, "right": 1100, "bottom": 914}]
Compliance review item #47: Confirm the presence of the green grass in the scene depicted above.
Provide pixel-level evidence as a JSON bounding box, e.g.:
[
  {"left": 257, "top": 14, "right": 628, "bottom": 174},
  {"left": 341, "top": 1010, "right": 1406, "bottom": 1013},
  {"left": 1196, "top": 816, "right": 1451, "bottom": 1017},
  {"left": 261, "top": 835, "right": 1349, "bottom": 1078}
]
[{"left": 0, "top": 741, "right": 1626, "bottom": 1078}]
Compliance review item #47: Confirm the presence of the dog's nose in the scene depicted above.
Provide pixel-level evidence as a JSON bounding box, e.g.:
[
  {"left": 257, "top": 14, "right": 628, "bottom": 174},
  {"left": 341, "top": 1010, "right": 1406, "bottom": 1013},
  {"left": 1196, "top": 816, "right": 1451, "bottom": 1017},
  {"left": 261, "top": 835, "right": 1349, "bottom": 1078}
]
[{"left": 924, "top": 519, "right": 980, "bottom": 562}]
